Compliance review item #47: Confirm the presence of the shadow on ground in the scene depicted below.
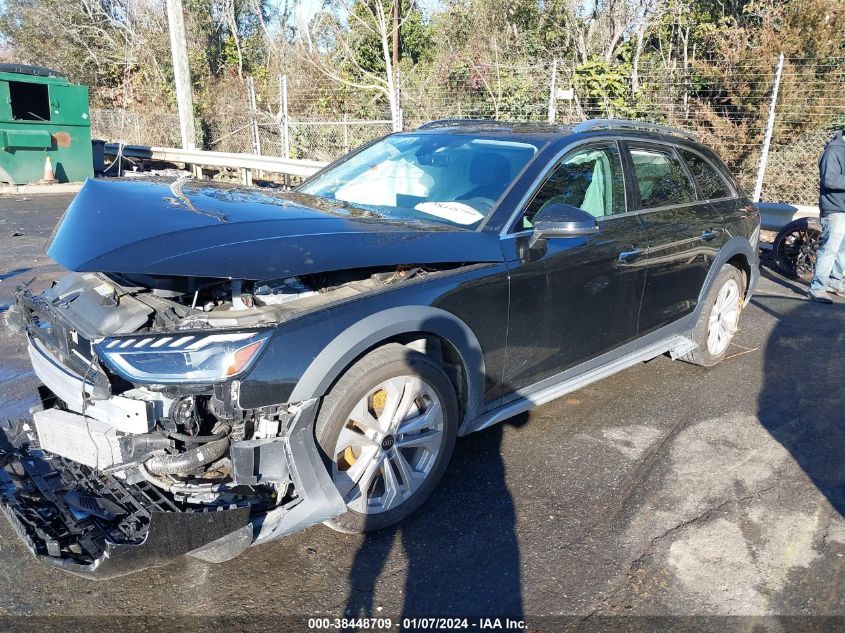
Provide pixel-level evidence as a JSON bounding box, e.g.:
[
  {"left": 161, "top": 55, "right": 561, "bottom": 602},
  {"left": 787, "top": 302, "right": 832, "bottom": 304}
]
[
  {"left": 756, "top": 292, "right": 845, "bottom": 517},
  {"left": 343, "top": 415, "right": 528, "bottom": 620}
]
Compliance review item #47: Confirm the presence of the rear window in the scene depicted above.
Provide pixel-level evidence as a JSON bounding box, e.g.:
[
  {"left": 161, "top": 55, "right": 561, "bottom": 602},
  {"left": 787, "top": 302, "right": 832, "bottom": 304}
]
[
  {"left": 629, "top": 146, "right": 696, "bottom": 209},
  {"left": 680, "top": 149, "right": 733, "bottom": 200}
]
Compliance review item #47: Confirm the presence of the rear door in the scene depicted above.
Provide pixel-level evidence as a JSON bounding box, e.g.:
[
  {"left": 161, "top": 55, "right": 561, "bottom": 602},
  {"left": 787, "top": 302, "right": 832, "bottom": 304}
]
[
  {"left": 623, "top": 141, "right": 725, "bottom": 334},
  {"left": 677, "top": 146, "right": 752, "bottom": 242}
]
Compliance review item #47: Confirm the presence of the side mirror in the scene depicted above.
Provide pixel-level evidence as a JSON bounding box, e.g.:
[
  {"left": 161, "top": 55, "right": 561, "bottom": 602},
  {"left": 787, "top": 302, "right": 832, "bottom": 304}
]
[{"left": 530, "top": 203, "right": 599, "bottom": 246}]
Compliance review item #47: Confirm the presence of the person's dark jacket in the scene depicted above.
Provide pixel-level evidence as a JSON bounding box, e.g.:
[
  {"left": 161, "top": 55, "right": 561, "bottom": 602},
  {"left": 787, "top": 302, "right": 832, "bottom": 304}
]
[{"left": 819, "top": 131, "right": 845, "bottom": 216}]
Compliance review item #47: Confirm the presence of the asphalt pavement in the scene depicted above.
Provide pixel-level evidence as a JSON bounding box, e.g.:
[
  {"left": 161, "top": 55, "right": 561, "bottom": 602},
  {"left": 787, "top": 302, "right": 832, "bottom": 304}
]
[{"left": 0, "top": 193, "right": 842, "bottom": 630}]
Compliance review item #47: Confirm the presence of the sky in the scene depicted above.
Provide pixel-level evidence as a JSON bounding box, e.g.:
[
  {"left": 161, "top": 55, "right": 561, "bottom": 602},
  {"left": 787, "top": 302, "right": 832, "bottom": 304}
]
[
  {"left": 292, "top": 0, "right": 443, "bottom": 28},
  {"left": 293, "top": 0, "right": 325, "bottom": 27}
]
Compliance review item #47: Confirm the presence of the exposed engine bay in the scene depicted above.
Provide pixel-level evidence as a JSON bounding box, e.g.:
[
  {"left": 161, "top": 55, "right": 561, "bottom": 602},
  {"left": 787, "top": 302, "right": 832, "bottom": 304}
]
[
  {"left": 9, "top": 265, "right": 437, "bottom": 498},
  {"left": 32, "top": 265, "right": 429, "bottom": 335},
  {"left": 1, "top": 264, "right": 446, "bottom": 577}
]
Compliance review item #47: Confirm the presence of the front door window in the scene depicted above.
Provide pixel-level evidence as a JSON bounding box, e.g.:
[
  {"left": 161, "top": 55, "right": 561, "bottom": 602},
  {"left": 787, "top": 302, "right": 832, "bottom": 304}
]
[{"left": 520, "top": 144, "right": 626, "bottom": 230}]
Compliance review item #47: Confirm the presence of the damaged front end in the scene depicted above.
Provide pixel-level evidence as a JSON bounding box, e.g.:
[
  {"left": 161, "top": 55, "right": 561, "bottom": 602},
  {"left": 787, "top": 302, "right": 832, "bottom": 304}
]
[
  {"left": 0, "top": 178, "right": 504, "bottom": 578},
  {"left": 1, "top": 270, "right": 350, "bottom": 579}
]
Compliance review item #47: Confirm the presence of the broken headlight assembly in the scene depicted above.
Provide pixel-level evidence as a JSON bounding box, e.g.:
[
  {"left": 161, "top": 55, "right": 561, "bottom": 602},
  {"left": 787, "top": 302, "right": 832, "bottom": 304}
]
[{"left": 94, "top": 330, "right": 272, "bottom": 384}]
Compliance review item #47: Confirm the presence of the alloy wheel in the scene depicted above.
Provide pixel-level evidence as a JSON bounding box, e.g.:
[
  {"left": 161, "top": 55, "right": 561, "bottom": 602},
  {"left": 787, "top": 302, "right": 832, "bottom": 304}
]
[
  {"left": 706, "top": 278, "right": 741, "bottom": 356},
  {"left": 331, "top": 375, "right": 446, "bottom": 515}
]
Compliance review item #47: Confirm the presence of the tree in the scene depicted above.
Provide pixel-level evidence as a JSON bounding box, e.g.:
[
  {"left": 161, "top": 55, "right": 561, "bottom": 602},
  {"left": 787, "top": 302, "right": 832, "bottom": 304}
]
[
  {"left": 299, "top": 0, "right": 420, "bottom": 130},
  {"left": 572, "top": 0, "right": 664, "bottom": 64},
  {"left": 0, "top": 0, "right": 164, "bottom": 93}
]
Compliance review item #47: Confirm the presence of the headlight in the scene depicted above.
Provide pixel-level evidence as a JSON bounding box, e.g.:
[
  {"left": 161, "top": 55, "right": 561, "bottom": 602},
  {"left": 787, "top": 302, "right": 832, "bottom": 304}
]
[{"left": 95, "top": 330, "right": 272, "bottom": 384}]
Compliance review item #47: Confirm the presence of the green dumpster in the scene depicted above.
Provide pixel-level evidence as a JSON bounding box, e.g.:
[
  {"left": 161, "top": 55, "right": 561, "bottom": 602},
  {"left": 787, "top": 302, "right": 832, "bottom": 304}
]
[{"left": 0, "top": 64, "right": 93, "bottom": 184}]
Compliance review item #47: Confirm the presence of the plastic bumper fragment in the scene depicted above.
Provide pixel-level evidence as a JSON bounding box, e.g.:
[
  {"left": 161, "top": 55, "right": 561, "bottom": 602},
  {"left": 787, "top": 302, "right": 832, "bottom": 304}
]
[
  {"left": 0, "top": 421, "right": 250, "bottom": 580},
  {"left": 251, "top": 399, "right": 346, "bottom": 544}
]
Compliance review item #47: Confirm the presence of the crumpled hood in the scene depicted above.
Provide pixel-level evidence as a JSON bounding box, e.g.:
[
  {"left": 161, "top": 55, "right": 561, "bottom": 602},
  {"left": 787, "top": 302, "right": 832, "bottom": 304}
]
[{"left": 47, "top": 179, "right": 503, "bottom": 280}]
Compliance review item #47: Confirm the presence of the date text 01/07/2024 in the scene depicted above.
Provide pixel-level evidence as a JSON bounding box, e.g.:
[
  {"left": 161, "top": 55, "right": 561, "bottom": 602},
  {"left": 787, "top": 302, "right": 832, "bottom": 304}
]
[{"left": 306, "top": 618, "right": 527, "bottom": 630}]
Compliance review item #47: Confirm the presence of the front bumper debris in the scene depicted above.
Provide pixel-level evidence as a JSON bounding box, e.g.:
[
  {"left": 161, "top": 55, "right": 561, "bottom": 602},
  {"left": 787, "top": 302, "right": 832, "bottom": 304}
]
[
  {"left": 0, "top": 398, "right": 345, "bottom": 579},
  {"left": 4, "top": 285, "right": 346, "bottom": 578},
  {"left": 0, "top": 419, "right": 251, "bottom": 579}
]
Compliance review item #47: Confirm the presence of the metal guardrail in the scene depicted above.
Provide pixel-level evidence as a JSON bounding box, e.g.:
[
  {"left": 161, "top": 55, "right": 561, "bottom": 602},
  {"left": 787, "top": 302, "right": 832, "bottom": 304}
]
[
  {"left": 756, "top": 202, "right": 820, "bottom": 232},
  {"left": 104, "top": 143, "right": 326, "bottom": 184}
]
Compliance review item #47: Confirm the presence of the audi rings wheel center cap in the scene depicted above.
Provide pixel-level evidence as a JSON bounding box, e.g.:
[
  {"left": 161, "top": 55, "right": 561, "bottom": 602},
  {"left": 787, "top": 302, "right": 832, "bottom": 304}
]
[{"left": 381, "top": 435, "right": 395, "bottom": 450}]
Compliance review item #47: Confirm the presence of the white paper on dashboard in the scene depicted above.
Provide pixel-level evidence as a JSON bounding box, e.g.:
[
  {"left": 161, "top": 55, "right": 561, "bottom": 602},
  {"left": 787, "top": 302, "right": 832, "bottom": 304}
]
[{"left": 414, "top": 201, "right": 485, "bottom": 225}]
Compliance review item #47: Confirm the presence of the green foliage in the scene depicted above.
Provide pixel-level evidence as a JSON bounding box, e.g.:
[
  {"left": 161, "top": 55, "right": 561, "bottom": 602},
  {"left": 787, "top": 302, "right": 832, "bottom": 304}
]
[
  {"left": 651, "top": 0, "right": 741, "bottom": 61},
  {"left": 399, "top": 7, "right": 435, "bottom": 64},
  {"left": 574, "top": 60, "right": 639, "bottom": 119},
  {"left": 344, "top": 0, "right": 433, "bottom": 78},
  {"left": 2, "top": 0, "right": 844, "bottom": 165},
  {"left": 221, "top": 36, "right": 243, "bottom": 70}
]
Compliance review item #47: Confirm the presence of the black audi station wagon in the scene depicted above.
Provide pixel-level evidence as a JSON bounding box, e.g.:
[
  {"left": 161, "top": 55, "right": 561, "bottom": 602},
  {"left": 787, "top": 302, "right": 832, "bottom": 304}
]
[{"left": 1, "top": 118, "right": 760, "bottom": 577}]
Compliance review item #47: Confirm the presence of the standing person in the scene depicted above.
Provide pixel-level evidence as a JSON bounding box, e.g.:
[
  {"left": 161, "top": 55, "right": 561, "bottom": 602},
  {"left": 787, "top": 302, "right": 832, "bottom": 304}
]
[{"left": 809, "top": 130, "right": 845, "bottom": 303}]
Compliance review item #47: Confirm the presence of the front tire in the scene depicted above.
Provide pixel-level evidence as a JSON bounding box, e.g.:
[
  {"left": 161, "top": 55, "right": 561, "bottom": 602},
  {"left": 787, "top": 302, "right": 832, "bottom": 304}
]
[
  {"left": 682, "top": 265, "right": 746, "bottom": 367},
  {"left": 315, "top": 343, "right": 459, "bottom": 534}
]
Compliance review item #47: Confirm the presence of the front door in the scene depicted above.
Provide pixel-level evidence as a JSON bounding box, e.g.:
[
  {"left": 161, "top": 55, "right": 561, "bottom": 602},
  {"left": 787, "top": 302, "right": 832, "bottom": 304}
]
[{"left": 501, "top": 142, "right": 648, "bottom": 396}]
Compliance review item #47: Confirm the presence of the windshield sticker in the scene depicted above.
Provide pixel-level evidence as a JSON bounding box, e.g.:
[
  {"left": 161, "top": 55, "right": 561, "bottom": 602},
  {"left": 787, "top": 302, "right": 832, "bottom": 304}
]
[{"left": 414, "top": 202, "right": 485, "bottom": 225}]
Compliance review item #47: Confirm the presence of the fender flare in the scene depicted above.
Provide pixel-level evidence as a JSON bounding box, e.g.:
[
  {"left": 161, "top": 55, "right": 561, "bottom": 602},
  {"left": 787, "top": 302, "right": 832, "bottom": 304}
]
[
  {"left": 287, "top": 305, "right": 487, "bottom": 428},
  {"left": 689, "top": 236, "right": 757, "bottom": 327}
]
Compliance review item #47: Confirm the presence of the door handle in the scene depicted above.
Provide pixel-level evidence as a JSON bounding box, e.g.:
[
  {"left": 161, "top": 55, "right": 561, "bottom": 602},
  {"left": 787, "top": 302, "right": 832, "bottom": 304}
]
[
  {"left": 618, "top": 248, "right": 643, "bottom": 263},
  {"left": 700, "top": 229, "right": 720, "bottom": 241}
]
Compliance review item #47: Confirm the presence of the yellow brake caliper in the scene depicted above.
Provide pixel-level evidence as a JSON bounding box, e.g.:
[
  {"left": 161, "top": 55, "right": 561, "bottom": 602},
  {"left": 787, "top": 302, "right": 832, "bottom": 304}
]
[{"left": 338, "top": 388, "right": 387, "bottom": 471}]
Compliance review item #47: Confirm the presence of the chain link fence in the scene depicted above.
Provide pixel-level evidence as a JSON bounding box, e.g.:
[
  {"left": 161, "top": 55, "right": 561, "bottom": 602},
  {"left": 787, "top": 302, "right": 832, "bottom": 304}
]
[
  {"left": 90, "top": 107, "right": 182, "bottom": 147},
  {"left": 196, "top": 73, "right": 394, "bottom": 162},
  {"left": 89, "top": 80, "right": 183, "bottom": 148},
  {"left": 89, "top": 56, "right": 845, "bottom": 205},
  {"left": 401, "top": 63, "right": 553, "bottom": 127},
  {"left": 761, "top": 129, "right": 831, "bottom": 205}
]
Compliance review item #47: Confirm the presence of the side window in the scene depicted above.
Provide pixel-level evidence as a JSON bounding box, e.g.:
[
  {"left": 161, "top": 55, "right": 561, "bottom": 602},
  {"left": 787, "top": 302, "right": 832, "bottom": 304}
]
[
  {"left": 629, "top": 146, "right": 696, "bottom": 209},
  {"left": 521, "top": 144, "right": 625, "bottom": 229},
  {"left": 680, "top": 149, "right": 733, "bottom": 200}
]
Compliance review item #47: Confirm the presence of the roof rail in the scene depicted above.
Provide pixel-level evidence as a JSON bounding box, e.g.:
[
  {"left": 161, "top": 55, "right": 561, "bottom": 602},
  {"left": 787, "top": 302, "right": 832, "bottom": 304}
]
[
  {"left": 571, "top": 118, "right": 698, "bottom": 141},
  {"left": 417, "top": 118, "right": 515, "bottom": 130}
]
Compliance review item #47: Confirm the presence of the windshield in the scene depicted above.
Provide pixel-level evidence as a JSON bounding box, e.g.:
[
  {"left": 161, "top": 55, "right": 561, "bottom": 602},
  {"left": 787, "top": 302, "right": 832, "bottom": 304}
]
[{"left": 299, "top": 133, "right": 539, "bottom": 228}]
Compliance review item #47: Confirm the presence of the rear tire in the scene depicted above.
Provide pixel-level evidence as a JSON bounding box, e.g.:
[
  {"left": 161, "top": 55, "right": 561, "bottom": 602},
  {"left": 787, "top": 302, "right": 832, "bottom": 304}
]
[
  {"left": 315, "top": 343, "right": 458, "bottom": 534},
  {"left": 682, "top": 265, "right": 746, "bottom": 367}
]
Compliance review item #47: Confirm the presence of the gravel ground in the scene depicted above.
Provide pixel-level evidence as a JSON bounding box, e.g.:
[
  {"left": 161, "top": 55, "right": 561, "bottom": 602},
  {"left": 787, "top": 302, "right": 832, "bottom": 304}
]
[{"left": 0, "top": 192, "right": 842, "bottom": 631}]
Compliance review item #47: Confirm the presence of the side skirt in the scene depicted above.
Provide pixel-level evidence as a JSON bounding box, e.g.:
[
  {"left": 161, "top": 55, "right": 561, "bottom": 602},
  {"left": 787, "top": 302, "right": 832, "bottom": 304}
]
[{"left": 461, "top": 327, "right": 697, "bottom": 436}]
